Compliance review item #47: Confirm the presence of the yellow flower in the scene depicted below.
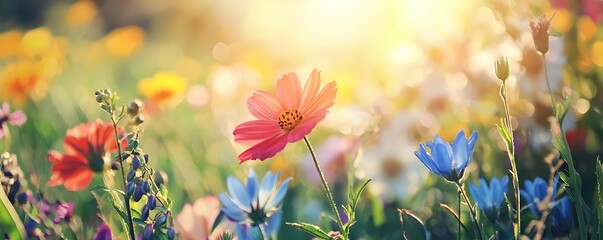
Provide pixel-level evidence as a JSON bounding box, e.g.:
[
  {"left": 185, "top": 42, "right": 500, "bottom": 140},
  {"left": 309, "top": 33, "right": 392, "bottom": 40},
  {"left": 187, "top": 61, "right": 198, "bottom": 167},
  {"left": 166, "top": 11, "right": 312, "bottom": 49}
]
[
  {"left": 138, "top": 72, "right": 186, "bottom": 107},
  {"left": 66, "top": 1, "right": 98, "bottom": 26},
  {"left": 20, "top": 27, "right": 54, "bottom": 57},
  {"left": 0, "top": 60, "right": 52, "bottom": 106},
  {"left": 591, "top": 41, "right": 603, "bottom": 67},
  {"left": 0, "top": 30, "right": 22, "bottom": 59},
  {"left": 104, "top": 26, "right": 145, "bottom": 58}
]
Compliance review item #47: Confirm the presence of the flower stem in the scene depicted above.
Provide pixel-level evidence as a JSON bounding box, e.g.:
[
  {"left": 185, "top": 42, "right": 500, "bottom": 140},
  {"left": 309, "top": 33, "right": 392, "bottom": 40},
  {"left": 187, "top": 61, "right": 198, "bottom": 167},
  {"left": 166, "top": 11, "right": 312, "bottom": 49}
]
[
  {"left": 499, "top": 81, "right": 521, "bottom": 239},
  {"left": 303, "top": 136, "right": 346, "bottom": 239},
  {"left": 259, "top": 224, "right": 269, "bottom": 240},
  {"left": 456, "top": 182, "right": 484, "bottom": 240},
  {"left": 458, "top": 189, "right": 461, "bottom": 240},
  {"left": 2, "top": 124, "right": 10, "bottom": 153},
  {"left": 110, "top": 116, "right": 136, "bottom": 240},
  {"left": 542, "top": 54, "right": 587, "bottom": 240}
]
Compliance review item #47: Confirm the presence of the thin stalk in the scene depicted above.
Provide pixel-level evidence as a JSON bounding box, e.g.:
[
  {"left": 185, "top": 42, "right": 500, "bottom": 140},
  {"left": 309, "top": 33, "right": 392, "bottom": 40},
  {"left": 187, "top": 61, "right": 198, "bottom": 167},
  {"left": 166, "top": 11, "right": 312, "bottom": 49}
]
[
  {"left": 111, "top": 116, "right": 136, "bottom": 240},
  {"left": 456, "top": 182, "right": 484, "bottom": 240},
  {"left": 542, "top": 54, "right": 587, "bottom": 240},
  {"left": 3, "top": 124, "right": 10, "bottom": 152},
  {"left": 303, "top": 136, "right": 346, "bottom": 239},
  {"left": 458, "top": 189, "right": 462, "bottom": 240},
  {"left": 259, "top": 224, "right": 269, "bottom": 240},
  {"left": 499, "top": 82, "right": 521, "bottom": 239}
]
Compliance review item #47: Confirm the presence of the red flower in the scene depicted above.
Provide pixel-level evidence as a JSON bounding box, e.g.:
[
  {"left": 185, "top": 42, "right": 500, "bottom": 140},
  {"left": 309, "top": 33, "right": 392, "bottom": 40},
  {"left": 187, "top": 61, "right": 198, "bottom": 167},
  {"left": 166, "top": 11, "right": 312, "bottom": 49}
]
[{"left": 48, "top": 119, "right": 127, "bottom": 191}]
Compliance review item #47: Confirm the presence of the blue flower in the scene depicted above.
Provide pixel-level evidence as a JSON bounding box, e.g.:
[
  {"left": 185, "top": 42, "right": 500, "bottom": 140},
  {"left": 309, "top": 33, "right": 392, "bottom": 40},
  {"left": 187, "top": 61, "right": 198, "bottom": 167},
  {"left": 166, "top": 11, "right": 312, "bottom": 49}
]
[
  {"left": 219, "top": 169, "right": 291, "bottom": 235},
  {"left": 236, "top": 210, "right": 283, "bottom": 240},
  {"left": 414, "top": 130, "right": 478, "bottom": 182},
  {"left": 551, "top": 196, "right": 573, "bottom": 237},
  {"left": 469, "top": 176, "right": 509, "bottom": 222},
  {"left": 520, "top": 176, "right": 559, "bottom": 217}
]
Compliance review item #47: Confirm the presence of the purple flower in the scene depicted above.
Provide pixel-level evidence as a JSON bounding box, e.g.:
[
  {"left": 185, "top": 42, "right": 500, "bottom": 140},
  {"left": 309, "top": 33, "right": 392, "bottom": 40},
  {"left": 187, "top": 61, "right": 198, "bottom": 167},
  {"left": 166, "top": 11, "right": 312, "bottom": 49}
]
[
  {"left": 0, "top": 102, "right": 27, "bottom": 138},
  {"left": 93, "top": 223, "right": 113, "bottom": 240}
]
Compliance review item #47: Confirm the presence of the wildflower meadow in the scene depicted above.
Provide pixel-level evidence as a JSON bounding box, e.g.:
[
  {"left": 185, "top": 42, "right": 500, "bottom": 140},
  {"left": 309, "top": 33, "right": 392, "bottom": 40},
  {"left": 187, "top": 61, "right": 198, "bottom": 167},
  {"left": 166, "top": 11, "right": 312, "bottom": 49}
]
[{"left": 1, "top": 0, "right": 603, "bottom": 239}]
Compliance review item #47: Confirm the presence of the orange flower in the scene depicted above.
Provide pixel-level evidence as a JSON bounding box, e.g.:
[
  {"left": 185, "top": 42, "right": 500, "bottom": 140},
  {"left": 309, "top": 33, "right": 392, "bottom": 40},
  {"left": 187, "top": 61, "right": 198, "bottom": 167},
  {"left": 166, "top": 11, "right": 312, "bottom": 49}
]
[
  {"left": 104, "top": 25, "right": 145, "bottom": 58},
  {"left": 48, "top": 120, "right": 127, "bottom": 191},
  {"left": 0, "top": 60, "right": 52, "bottom": 106}
]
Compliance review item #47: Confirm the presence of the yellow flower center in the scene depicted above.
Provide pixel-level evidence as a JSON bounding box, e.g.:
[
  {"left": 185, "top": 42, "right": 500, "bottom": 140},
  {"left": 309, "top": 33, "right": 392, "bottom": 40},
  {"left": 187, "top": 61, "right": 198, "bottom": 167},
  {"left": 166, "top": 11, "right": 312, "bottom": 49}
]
[{"left": 278, "top": 109, "right": 303, "bottom": 131}]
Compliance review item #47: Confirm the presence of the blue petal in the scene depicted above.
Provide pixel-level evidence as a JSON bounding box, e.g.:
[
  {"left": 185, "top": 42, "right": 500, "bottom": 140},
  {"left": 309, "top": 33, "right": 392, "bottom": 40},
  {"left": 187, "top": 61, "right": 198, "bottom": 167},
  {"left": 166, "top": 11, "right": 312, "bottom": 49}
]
[
  {"left": 227, "top": 176, "right": 251, "bottom": 211},
  {"left": 452, "top": 130, "right": 469, "bottom": 171},
  {"left": 467, "top": 131, "right": 478, "bottom": 152},
  {"left": 264, "top": 178, "right": 292, "bottom": 210},
  {"left": 469, "top": 182, "right": 485, "bottom": 210},
  {"left": 264, "top": 210, "right": 283, "bottom": 236},
  {"left": 219, "top": 193, "right": 247, "bottom": 222},
  {"left": 259, "top": 171, "right": 279, "bottom": 207},
  {"left": 415, "top": 144, "right": 441, "bottom": 175},
  {"left": 434, "top": 143, "right": 453, "bottom": 178},
  {"left": 246, "top": 169, "right": 260, "bottom": 207},
  {"left": 478, "top": 178, "right": 490, "bottom": 207}
]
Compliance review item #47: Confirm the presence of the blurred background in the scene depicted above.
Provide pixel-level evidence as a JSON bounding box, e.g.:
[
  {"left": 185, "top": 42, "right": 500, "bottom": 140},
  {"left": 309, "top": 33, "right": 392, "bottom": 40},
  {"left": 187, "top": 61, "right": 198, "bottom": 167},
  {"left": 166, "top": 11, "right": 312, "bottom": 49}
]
[{"left": 1, "top": 0, "right": 602, "bottom": 238}]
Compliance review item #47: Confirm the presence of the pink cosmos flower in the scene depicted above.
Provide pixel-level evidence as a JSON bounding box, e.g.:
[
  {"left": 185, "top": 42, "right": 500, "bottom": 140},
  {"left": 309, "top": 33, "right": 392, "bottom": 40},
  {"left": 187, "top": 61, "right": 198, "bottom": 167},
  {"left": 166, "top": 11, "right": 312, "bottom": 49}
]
[
  {"left": 233, "top": 69, "right": 337, "bottom": 162},
  {"left": 0, "top": 102, "right": 27, "bottom": 138},
  {"left": 176, "top": 196, "right": 236, "bottom": 239}
]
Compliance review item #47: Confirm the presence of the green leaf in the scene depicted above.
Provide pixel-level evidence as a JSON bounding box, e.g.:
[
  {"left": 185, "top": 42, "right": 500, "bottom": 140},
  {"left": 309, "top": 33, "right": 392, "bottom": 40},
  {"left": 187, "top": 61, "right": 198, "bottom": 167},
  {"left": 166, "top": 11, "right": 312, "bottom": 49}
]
[
  {"left": 286, "top": 222, "right": 332, "bottom": 239},
  {"left": 549, "top": 29, "right": 564, "bottom": 37},
  {"left": 349, "top": 179, "right": 371, "bottom": 211},
  {"left": 398, "top": 209, "right": 427, "bottom": 240},
  {"left": 211, "top": 211, "right": 225, "bottom": 233},
  {"left": 370, "top": 192, "right": 385, "bottom": 227},
  {"left": 595, "top": 158, "right": 603, "bottom": 236},
  {"left": 90, "top": 185, "right": 126, "bottom": 198},
  {"left": 0, "top": 190, "right": 26, "bottom": 240},
  {"left": 133, "top": 217, "right": 146, "bottom": 226},
  {"left": 555, "top": 97, "right": 571, "bottom": 122},
  {"left": 91, "top": 185, "right": 130, "bottom": 237}
]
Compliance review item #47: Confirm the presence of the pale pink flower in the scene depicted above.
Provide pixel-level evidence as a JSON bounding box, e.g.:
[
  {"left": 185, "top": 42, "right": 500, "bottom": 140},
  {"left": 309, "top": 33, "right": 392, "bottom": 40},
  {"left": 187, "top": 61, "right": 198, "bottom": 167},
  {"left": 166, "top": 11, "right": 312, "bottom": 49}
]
[
  {"left": 233, "top": 69, "right": 337, "bottom": 162},
  {"left": 0, "top": 102, "right": 27, "bottom": 138},
  {"left": 176, "top": 196, "right": 236, "bottom": 240}
]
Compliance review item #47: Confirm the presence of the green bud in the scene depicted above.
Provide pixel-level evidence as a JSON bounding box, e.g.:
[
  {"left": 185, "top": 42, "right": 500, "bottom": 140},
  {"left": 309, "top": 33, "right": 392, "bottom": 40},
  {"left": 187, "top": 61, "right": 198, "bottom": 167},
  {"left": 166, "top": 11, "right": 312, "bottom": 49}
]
[{"left": 495, "top": 56, "right": 510, "bottom": 81}]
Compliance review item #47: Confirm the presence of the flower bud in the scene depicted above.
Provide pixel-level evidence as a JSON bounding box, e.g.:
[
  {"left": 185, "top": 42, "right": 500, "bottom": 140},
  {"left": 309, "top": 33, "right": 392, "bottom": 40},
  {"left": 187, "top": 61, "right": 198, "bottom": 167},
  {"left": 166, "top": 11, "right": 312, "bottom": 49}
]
[
  {"left": 494, "top": 56, "right": 510, "bottom": 81},
  {"left": 167, "top": 227, "right": 176, "bottom": 240},
  {"left": 133, "top": 185, "right": 144, "bottom": 202},
  {"left": 127, "top": 100, "right": 142, "bottom": 116},
  {"left": 142, "top": 224, "right": 154, "bottom": 240},
  {"left": 143, "top": 154, "right": 149, "bottom": 164},
  {"left": 154, "top": 171, "right": 168, "bottom": 187},
  {"left": 127, "top": 170, "right": 136, "bottom": 182},
  {"left": 132, "top": 156, "right": 141, "bottom": 170},
  {"left": 126, "top": 182, "right": 135, "bottom": 196},
  {"left": 133, "top": 115, "right": 144, "bottom": 125},
  {"left": 141, "top": 204, "right": 150, "bottom": 221},
  {"left": 142, "top": 181, "right": 151, "bottom": 194},
  {"left": 530, "top": 15, "right": 552, "bottom": 55},
  {"left": 154, "top": 214, "right": 167, "bottom": 228},
  {"left": 148, "top": 195, "right": 157, "bottom": 210}
]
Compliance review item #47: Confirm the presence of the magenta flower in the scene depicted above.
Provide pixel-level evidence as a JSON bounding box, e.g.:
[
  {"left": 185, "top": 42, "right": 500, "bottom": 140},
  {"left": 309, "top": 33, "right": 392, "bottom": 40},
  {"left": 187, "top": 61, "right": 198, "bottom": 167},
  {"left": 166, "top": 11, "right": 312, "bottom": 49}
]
[
  {"left": 233, "top": 69, "right": 337, "bottom": 162},
  {"left": 0, "top": 102, "right": 27, "bottom": 138}
]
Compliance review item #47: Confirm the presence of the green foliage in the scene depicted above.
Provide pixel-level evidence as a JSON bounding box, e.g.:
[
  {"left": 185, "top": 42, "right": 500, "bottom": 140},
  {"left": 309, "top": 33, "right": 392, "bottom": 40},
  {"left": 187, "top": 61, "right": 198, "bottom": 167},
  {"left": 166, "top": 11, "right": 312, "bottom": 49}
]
[
  {"left": 286, "top": 222, "right": 334, "bottom": 239},
  {"left": 342, "top": 178, "right": 371, "bottom": 235},
  {"left": 0, "top": 190, "right": 26, "bottom": 240},
  {"left": 398, "top": 209, "right": 426, "bottom": 240}
]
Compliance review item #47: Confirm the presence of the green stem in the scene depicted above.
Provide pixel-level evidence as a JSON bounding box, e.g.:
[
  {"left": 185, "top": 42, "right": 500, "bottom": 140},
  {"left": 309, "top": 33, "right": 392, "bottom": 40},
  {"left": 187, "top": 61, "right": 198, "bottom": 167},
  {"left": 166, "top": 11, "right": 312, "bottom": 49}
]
[
  {"left": 303, "top": 136, "right": 346, "bottom": 239},
  {"left": 456, "top": 182, "right": 484, "bottom": 240},
  {"left": 541, "top": 54, "right": 587, "bottom": 240},
  {"left": 500, "top": 82, "right": 521, "bottom": 239},
  {"left": 458, "top": 189, "right": 461, "bottom": 240},
  {"left": 110, "top": 116, "right": 136, "bottom": 240}
]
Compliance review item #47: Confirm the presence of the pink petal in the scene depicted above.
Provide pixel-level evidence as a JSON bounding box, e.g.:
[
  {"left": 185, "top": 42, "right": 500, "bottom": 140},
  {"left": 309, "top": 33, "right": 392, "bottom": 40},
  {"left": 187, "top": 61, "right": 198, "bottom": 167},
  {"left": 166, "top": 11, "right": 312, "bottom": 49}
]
[
  {"left": 288, "top": 110, "right": 328, "bottom": 142},
  {"left": 238, "top": 132, "right": 289, "bottom": 162},
  {"left": 300, "top": 69, "right": 321, "bottom": 109},
  {"left": 247, "top": 91, "right": 282, "bottom": 121},
  {"left": 275, "top": 72, "right": 302, "bottom": 110},
  {"left": 301, "top": 81, "right": 337, "bottom": 116},
  {"left": 233, "top": 120, "right": 284, "bottom": 143},
  {"left": 1, "top": 103, "right": 8, "bottom": 114},
  {"left": 8, "top": 111, "right": 26, "bottom": 126}
]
